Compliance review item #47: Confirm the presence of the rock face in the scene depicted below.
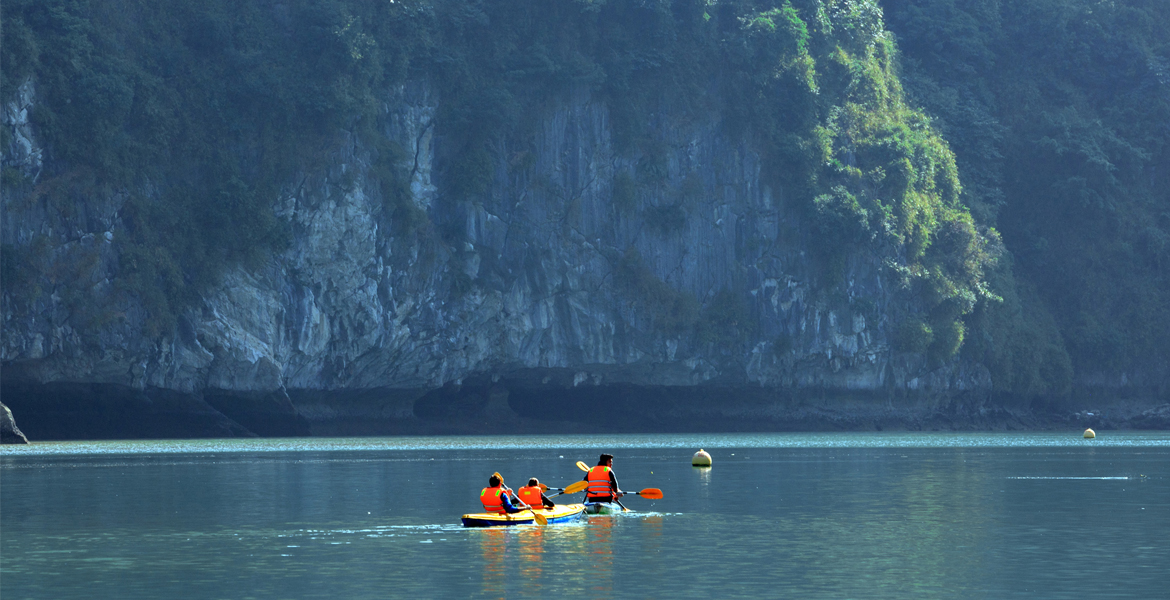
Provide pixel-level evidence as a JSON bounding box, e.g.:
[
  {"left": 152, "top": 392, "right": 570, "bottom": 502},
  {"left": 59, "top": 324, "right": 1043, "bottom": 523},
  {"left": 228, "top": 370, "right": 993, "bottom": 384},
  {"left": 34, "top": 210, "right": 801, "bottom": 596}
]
[
  {"left": 2, "top": 79, "right": 42, "bottom": 182},
  {"left": 3, "top": 79, "right": 1001, "bottom": 439}
]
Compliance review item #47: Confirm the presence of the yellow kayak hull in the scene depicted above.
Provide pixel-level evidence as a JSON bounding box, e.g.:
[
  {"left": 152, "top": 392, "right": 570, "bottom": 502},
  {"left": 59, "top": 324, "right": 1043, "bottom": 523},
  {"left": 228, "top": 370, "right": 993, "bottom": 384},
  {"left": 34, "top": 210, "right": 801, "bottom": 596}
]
[{"left": 461, "top": 503, "right": 586, "bottom": 527}]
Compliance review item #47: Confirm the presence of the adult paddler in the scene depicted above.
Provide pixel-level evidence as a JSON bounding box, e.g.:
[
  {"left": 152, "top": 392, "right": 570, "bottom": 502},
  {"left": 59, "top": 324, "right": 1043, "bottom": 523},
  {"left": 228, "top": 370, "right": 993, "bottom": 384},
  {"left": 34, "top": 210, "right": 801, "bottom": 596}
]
[
  {"left": 517, "top": 478, "right": 556, "bottom": 509},
  {"left": 480, "top": 474, "right": 526, "bottom": 514},
  {"left": 583, "top": 453, "right": 624, "bottom": 503}
]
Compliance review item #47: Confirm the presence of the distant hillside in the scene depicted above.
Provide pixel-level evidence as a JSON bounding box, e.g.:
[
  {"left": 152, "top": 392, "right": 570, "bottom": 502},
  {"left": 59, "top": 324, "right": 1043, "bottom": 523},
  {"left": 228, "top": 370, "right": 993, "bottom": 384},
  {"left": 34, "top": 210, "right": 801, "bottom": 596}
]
[
  {"left": 1, "top": 0, "right": 1166, "bottom": 439},
  {"left": 883, "top": 0, "right": 1170, "bottom": 399}
]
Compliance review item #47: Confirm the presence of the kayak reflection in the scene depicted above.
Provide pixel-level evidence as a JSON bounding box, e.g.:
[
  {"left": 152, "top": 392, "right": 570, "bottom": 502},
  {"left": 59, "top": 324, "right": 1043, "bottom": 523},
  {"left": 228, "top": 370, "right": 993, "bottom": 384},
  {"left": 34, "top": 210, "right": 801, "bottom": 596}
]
[
  {"left": 478, "top": 528, "right": 507, "bottom": 600},
  {"left": 517, "top": 525, "right": 545, "bottom": 581},
  {"left": 476, "top": 523, "right": 558, "bottom": 598},
  {"left": 585, "top": 516, "right": 615, "bottom": 596}
]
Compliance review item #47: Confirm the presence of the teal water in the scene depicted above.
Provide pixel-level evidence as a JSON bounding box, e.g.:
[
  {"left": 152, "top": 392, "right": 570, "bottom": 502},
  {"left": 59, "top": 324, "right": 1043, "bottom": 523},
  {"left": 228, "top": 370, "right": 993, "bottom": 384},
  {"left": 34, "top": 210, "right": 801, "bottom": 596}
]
[{"left": 3, "top": 432, "right": 1168, "bottom": 599}]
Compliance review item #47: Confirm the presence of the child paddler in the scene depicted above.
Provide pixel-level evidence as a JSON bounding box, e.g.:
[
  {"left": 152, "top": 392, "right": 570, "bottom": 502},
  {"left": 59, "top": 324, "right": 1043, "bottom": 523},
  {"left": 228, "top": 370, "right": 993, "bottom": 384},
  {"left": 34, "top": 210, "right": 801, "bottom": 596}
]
[
  {"left": 480, "top": 474, "right": 526, "bottom": 514},
  {"left": 583, "top": 454, "right": 625, "bottom": 502},
  {"left": 517, "top": 478, "right": 556, "bottom": 509}
]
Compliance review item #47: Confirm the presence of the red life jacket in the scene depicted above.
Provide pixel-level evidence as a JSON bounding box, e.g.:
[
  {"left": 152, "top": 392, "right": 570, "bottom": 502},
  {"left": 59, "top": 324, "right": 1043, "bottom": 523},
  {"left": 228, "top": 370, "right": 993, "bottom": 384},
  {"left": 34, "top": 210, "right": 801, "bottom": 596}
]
[
  {"left": 481, "top": 486, "right": 505, "bottom": 514},
  {"left": 517, "top": 485, "right": 543, "bottom": 508},
  {"left": 586, "top": 466, "right": 613, "bottom": 499}
]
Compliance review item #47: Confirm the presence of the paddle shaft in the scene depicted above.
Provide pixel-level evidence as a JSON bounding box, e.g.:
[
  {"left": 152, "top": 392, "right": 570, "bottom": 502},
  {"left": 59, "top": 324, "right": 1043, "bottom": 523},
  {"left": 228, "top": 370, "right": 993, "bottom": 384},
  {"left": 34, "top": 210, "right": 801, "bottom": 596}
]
[
  {"left": 577, "top": 460, "right": 638, "bottom": 501},
  {"left": 491, "top": 472, "right": 533, "bottom": 510},
  {"left": 559, "top": 480, "right": 590, "bottom": 495},
  {"left": 577, "top": 460, "right": 636, "bottom": 509},
  {"left": 503, "top": 484, "right": 549, "bottom": 524},
  {"left": 488, "top": 471, "right": 547, "bottom": 524},
  {"left": 503, "top": 485, "right": 532, "bottom": 510}
]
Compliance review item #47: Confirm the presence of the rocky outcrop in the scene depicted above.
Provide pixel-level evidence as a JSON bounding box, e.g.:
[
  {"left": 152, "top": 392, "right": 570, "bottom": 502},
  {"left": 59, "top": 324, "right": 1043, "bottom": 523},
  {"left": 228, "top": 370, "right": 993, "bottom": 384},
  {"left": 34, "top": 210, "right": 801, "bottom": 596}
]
[
  {"left": 1065, "top": 403, "right": 1170, "bottom": 431},
  {"left": 1, "top": 402, "right": 30, "bottom": 443},
  {"left": 1130, "top": 405, "right": 1170, "bottom": 430}
]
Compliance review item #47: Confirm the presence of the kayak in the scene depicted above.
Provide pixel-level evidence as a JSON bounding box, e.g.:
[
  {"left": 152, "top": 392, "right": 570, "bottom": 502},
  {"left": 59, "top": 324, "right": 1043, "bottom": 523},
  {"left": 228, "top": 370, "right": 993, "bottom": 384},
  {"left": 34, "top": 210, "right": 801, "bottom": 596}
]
[
  {"left": 583, "top": 501, "right": 625, "bottom": 515},
  {"left": 461, "top": 503, "right": 586, "bottom": 527}
]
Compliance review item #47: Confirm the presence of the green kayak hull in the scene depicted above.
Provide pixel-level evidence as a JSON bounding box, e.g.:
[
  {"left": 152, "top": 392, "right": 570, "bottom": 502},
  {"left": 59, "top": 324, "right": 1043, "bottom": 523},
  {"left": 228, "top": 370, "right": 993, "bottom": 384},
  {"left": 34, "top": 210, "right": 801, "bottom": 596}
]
[{"left": 583, "top": 502, "right": 624, "bottom": 515}]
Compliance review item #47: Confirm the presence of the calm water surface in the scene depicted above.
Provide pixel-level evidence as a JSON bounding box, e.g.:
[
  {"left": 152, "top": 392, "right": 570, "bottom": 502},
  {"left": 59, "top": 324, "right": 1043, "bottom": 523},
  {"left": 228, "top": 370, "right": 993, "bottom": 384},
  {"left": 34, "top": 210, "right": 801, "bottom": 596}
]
[{"left": 3, "top": 432, "right": 1168, "bottom": 599}]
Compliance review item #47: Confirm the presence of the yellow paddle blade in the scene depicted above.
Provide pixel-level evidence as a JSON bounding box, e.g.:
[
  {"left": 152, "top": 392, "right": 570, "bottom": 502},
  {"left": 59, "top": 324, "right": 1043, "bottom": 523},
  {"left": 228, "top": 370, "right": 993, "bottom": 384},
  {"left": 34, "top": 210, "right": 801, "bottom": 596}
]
[
  {"left": 637, "top": 488, "right": 663, "bottom": 500},
  {"left": 538, "top": 483, "right": 549, "bottom": 491},
  {"left": 563, "top": 480, "right": 589, "bottom": 494},
  {"left": 493, "top": 471, "right": 504, "bottom": 484},
  {"left": 533, "top": 511, "right": 548, "bottom": 526},
  {"left": 576, "top": 461, "right": 589, "bottom": 472}
]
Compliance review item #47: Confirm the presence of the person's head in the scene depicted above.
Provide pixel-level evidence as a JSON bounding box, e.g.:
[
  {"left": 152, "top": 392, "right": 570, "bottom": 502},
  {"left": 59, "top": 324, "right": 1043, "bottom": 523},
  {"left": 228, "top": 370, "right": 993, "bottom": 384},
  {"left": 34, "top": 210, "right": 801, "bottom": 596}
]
[
  {"left": 528, "top": 478, "right": 539, "bottom": 487},
  {"left": 598, "top": 454, "right": 614, "bottom": 466},
  {"left": 489, "top": 475, "right": 501, "bottom": 487}
]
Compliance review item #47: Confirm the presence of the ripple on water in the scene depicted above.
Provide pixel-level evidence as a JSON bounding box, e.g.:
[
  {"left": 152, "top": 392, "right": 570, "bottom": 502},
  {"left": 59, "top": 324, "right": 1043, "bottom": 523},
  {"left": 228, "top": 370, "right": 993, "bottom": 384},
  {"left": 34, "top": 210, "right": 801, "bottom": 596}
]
[{"left": 3, "top": 431, "right": 1169, "bottom": 458}]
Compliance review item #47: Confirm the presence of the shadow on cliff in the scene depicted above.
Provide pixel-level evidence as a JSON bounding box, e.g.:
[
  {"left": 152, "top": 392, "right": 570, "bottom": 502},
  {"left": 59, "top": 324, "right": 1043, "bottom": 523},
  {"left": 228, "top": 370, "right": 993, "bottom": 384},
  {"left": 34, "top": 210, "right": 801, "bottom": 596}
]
[
  {"left": 1, "top": 379, "right": 261, "bottom": 440},
  {"left": 4, "top": 375, "right": 1167, "bottom": 441}
]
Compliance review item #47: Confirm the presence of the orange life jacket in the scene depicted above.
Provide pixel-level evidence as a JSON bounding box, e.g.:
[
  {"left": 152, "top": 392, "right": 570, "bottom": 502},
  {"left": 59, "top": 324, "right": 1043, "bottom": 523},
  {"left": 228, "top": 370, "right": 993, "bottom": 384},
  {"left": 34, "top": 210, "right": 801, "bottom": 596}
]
[
  {"left": 517, "top": 485, "right": 544, "bottom": 508},
  {"left": 481, "top": 486, "right": 506, "bottom": 514},
  {"left": 586, "top": 466, "right": 613, "bottom": 499}
]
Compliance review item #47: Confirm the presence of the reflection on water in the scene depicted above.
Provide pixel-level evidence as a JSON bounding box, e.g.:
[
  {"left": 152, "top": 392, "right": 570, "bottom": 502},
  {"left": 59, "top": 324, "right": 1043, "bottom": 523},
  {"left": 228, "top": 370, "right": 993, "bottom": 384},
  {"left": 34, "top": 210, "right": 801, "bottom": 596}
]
[
  {"left": 695, "top": 465, "right": 712, "bottom": 502},
  {"left": 473, "top": 520, "right": 603, "bottom": 598},
  {"left": 517, "top": 526, "right": 543, "bottom": 580},
  {"left": 2, "top": 432, "right": 1169, "bottom": 599}
]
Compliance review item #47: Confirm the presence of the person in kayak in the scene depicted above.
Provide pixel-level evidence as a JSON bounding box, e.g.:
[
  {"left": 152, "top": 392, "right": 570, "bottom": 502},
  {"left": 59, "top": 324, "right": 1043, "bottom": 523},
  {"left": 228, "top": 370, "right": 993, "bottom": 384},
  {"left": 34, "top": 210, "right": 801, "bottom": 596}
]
[
  {"left": 583, "top": 454, "right": 624, "bottom": 502},
  {"left": 517, "top": 478, "right": 556, "bottom": 509},
  {"left": 481, "top": 475, "right": 525, "bottom": 514}
]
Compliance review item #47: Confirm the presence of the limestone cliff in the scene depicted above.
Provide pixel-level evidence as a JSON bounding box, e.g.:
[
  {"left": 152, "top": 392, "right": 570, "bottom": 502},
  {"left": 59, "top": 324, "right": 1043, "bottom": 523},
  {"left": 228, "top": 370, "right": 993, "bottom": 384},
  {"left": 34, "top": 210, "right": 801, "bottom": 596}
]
[{"left": 2, "top": 70, "right": 1001, "bottom": 439}]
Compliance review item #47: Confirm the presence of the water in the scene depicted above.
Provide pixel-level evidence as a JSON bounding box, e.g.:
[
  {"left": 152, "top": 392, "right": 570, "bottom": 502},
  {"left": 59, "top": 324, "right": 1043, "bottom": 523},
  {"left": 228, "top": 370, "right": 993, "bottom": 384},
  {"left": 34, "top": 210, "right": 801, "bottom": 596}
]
[{"left": 3, "top": 432, "right": 1168, "bottom": 599}]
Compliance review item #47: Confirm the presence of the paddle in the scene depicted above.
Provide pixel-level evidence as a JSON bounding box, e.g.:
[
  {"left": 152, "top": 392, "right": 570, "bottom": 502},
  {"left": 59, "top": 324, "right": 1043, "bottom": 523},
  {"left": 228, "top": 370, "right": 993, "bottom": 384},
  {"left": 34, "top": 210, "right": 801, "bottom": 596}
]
[
  {"left": 627, "top": 488, "right": 663, "bottom": 500},
  {"left": 549, "top": 480, "right": 589, "bottom": 497}
]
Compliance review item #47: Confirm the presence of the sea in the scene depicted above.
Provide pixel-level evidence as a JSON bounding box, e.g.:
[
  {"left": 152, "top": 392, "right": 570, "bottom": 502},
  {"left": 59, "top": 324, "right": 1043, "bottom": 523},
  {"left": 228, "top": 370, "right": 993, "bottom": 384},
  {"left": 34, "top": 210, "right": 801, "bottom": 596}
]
[{"left": 2, "top": 432, "right": 1168, "bottom": 599}]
